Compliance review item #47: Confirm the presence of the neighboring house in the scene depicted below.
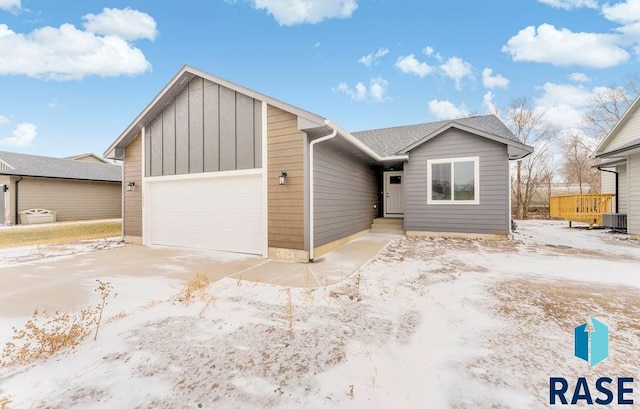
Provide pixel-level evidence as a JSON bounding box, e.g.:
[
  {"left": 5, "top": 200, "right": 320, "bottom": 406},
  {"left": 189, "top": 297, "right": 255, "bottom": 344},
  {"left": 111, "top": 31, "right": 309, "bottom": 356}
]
[
  {"left": 65, "top": 153, "right": 112, "bottom": 164},
  {"left": 104, "top": 65, "right": 533, "bottom": 261},
  {"left": 594, "top": 95, "right": 640, "bottom": 238},
  {"left": 0, "top": 151, "right": 122, "bottom": 225}
]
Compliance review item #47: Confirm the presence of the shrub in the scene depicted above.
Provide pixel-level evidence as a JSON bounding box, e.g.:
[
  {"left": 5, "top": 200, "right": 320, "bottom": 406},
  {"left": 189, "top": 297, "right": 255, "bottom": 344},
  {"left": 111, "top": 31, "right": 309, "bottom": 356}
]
[{"left": 1, "top": 280, "right": 115, "bottom": 367}]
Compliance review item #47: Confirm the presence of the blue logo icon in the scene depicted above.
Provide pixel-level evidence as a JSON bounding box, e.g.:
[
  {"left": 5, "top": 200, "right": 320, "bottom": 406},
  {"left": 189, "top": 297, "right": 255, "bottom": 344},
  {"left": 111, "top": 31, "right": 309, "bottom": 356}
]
[{"left": 574, "top": 317, "right": 608, "bottom": 367}]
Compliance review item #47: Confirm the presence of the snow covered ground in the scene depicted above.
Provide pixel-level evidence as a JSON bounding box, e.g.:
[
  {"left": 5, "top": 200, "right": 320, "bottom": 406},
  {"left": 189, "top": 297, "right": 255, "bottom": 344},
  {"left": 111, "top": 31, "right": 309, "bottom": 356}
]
[{"left": 1, "top": 220, "right": 639, "bottom": 408}]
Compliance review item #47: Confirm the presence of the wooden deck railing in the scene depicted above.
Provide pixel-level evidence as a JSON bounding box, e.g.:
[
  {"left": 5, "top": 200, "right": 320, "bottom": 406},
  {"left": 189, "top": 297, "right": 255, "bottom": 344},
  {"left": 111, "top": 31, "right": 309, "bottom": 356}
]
[{"left": 549, "top": 194, "right": 615, "bottom": 228}]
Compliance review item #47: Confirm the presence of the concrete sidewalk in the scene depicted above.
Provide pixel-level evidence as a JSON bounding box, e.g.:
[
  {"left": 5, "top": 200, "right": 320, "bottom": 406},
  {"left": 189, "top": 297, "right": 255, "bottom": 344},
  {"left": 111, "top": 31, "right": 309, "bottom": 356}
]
[{"left": 0, "top": 233, "right": 398, "bottom": 318}]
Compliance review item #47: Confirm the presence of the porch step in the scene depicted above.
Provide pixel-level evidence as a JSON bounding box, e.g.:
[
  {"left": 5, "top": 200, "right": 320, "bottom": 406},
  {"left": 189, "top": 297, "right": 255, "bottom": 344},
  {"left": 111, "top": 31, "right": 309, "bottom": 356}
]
[{"left": 371, "top": 218, "right": 404, "bottom": 235}]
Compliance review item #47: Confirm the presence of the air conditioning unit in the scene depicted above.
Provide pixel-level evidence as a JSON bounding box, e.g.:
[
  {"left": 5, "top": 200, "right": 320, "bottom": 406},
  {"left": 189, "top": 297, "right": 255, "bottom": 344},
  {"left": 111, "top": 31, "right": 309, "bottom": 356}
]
[{"left": 602, "top": 213, "right": 627, "bottom": 230}]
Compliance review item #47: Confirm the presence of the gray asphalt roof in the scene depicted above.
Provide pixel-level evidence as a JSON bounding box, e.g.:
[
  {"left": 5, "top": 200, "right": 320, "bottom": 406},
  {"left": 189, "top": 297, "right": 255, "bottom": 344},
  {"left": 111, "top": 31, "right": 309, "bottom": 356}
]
[
  {"left": 352, "top": 115, "right": 519, "bottom": 157},
  {"left": 0, "top": 151, "right": 121, "bottom": 182}
]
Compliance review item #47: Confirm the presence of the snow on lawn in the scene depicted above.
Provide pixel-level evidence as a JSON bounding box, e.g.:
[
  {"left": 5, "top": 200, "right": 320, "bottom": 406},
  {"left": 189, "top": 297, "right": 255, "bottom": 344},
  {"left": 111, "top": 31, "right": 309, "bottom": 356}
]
[
  {"left": 1, "top": 221, "right": 639, "bottom": 408},
  {"left": 0, "top": 238, "right": 125, "bottom": 268}
]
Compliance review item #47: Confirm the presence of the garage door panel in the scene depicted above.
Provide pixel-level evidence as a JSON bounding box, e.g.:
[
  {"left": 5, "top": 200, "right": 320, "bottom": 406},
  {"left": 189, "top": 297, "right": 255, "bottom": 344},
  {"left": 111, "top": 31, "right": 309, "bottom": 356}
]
[{"left": 148, "top": 173, "right": 263, "bottom": 254}]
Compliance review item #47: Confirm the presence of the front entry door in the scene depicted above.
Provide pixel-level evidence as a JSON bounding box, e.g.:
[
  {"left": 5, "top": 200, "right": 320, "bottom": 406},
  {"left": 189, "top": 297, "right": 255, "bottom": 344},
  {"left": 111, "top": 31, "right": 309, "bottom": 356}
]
[{"left": 384, "top": 171, "right": 404, "bottom": 217}]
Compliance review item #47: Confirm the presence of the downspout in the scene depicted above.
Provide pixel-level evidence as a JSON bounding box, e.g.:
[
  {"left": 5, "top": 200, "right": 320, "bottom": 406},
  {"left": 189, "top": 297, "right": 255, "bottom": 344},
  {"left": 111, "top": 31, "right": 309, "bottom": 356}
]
[
  {"left": 597, "top": 166, "right": 619, "bottom": 213},
  {"left": 309, "top": 127, "right": 338, "bottom": 261},
  {"left": 14, "top": 177, "right": 22, "bottom": 225}
]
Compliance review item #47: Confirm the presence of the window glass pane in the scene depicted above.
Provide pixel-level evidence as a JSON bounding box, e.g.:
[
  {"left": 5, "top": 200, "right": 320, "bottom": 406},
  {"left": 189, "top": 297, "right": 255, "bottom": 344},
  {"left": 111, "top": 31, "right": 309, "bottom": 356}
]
[
  {"left": 390, "top": 176, "right": 401, "bottom": 184},
  {"left": 454, "top": 161, "right": 475, "bottom": 200},
  {"left": 431, "top": 163, "right": 451, "bottom": 200}
]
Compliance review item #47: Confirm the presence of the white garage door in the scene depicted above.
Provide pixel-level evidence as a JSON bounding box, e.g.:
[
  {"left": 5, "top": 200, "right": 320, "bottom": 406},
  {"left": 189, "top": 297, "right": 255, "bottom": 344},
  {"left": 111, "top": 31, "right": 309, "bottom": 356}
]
[{"left": 148, "top": 172, "right": 263, "bottom": 255}]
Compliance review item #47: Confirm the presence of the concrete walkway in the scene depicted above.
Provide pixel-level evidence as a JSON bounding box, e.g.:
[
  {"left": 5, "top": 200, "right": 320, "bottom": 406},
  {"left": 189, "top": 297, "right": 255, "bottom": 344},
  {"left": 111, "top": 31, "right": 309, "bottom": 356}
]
[{"left": 0, "top": 233, "right": 398, "bottom": 318}]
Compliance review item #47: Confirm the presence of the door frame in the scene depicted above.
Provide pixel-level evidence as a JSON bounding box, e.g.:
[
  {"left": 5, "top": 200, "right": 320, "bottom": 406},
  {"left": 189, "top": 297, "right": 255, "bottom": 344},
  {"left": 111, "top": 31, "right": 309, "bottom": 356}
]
[{"left": 383, "top": 171, "right": 404, "bottom": 218}]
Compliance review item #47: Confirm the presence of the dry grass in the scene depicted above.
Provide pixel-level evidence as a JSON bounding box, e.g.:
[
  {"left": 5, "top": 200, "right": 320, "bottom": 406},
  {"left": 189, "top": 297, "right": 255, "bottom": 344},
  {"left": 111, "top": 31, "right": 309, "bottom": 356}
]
[
  {"left": 176, "top": 272, "right": 212, "bottom": 304},
  {"left": 0, "top": 396, "right": 10, "bottom": 409},
  {"left": 1, "top": 280, "right": 115, "bottom": 367},
  {"left": 0, "top": 220, "right": 122, "bottom": 248}
]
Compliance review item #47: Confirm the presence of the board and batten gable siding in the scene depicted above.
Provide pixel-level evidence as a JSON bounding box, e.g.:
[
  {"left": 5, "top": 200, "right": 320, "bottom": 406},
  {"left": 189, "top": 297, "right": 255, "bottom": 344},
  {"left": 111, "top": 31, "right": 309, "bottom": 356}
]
[
  {"left": 628, "top": 153, "right": 640, "bottom": 236},
  {"left": 267, "top": 105, "right": 305, "bottom": 251},
  {"left": 124, "top": 135, "right": 143, "bottom": 238},
  {"left": 313, "top": 141, "right": 377, "bottom": 247},
  {"left": 145, "top": 77, "right": 262, "bottom": 177},
  {"left": 404, "top": 128, "right": 509, "bottom": 235},
  {"left": 18, "top": 178, "right": 121, "bottom": 221}
]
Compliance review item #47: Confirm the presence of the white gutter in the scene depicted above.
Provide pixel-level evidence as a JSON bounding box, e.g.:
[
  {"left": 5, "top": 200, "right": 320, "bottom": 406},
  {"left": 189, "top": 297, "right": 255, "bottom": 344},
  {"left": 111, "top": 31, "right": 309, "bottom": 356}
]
[{"left": 309, "top": 127, "right": 338, "bottom": 261}]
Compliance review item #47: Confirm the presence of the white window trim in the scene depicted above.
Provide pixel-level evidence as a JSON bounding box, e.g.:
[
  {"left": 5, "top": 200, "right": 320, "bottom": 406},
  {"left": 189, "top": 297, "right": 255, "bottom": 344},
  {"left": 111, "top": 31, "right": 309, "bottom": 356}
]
[{"left": 427, "top": 156, "right": 480, "bottom": 205}]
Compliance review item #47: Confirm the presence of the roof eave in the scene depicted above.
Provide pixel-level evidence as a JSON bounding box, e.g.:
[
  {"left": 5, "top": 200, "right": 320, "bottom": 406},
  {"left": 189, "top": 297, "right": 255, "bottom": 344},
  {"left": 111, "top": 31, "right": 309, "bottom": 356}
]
[
  {"left": 397, "top": 122, "right": 534, "bottom": 156},
  {"left": 324, "top": 119, "right": 409, "bottom": 162},
  {"left": 595, "top": 142, "right": 640, "bottom": 158}
]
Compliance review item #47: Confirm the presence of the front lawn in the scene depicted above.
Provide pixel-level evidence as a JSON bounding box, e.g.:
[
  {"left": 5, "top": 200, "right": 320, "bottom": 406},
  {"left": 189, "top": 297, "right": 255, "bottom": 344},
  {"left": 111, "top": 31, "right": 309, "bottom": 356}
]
[{"left": 0, "top": 220, "right": 122, "bottom": 248}]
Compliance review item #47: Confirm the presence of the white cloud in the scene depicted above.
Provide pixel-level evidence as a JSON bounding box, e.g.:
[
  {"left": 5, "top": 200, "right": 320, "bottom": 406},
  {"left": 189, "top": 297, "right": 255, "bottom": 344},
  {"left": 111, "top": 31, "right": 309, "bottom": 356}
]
[
  {"left": 0, "top": 21, "right": 152, "bottom": 80},
  {"left": 533, "top": 82, "right": 602, "bottom": 129},
  {"left": 423, "top": 46, "right": 434, "bottom": 56},
  {"left": 483, "top": 91, "right": 498, "bottom": 115},
  {"left": 358, "top": 48, "right": 389, "bottom": 66},
  {"left": 252, "top": 0, "right": 357, "bottom": 25},
  {"left": 0, "top": 114, "right": 8, "bottom": 124},
  {"left": 537, "top": 0, "right": 597, "bottom": 9},
  {"left": 83, "top": 8, "right": 157, "bottom": 41},
  {"left": 602, "top": 0, "right": 640, "bottom": 25},
  {"left": 569, "top": 72, "right": 590, "bottom": 82},
  {"left": 333, "top": 77, "right": 388, "bottom": 102},
  {"left": 440, "top": 57, "right": 474, "bottom": 90},
  {"left": 502, "top": 23, "right": 629, "bottom": 68},
  {"left": 1, "top": 122, "right": 36, "bottom": 147},
  {"left": 0, "top": 0, "right": 20, "bottom": 11},
  {"left": 395, "top": 54, "right": 434, "bottom": 78},
  {"left": 482, "top": 68, "right": 509, "bottom": 89},
  {"left": 428, "top": 99, "right": 469, "bottom": 119},
  {"left": 536, "top": 82, "right": 594, "bottom": 107},
  {"left": 369, "top": 77, "right": 388, "bottom": 102}
]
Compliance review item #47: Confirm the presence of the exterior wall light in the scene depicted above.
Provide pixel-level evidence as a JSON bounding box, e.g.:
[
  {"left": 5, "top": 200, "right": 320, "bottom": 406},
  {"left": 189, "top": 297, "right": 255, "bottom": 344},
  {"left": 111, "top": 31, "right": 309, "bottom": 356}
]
[
  {"left": 279, "top": 171, "right": 287, "bottom": 185},
  {"left": 126, "top": 181, "right": 136, "bottom": 191}
]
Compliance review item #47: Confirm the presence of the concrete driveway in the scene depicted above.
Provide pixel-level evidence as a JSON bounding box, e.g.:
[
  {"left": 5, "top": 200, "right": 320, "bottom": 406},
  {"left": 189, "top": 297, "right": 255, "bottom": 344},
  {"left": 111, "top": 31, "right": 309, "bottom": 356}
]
[{"left": 0, "top": 234, "right": 395, "bottom": 319}]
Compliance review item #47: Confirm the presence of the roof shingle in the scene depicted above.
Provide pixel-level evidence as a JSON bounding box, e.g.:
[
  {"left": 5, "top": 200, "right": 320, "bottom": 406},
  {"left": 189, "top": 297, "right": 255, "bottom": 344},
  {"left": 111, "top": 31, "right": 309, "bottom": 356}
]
[
  {"left": 352, "top": 115, "right": 519, "bottom": 157},
  {"left": 0, "top": 151, "right": 121, "bottom": 182}
]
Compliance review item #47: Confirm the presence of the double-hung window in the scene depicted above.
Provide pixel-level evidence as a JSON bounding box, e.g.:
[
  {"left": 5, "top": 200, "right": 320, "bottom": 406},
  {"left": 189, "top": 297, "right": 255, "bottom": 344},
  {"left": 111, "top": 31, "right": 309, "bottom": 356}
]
[{"left": 427, "top": 157, "right": 479, "bottom": 204}]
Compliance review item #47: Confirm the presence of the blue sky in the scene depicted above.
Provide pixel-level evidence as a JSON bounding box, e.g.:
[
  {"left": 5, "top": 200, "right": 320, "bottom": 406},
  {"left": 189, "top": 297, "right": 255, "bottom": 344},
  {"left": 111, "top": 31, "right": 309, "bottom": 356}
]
[{"left": 0, "top": 0, "right": 638, "bottom": 157}]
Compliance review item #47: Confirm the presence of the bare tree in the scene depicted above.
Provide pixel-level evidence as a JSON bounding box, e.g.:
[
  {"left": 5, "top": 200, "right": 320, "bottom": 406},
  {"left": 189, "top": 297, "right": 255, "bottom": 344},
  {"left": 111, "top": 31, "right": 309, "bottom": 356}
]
[
  {"left": 561, "top": 133, "right": 600, "bottom": 194},
  {"left": 582, "top": 75, "right": 640, "bottom": 140},
  {"left": 507, "top": 98, "right": 555, "bottom": 219}
]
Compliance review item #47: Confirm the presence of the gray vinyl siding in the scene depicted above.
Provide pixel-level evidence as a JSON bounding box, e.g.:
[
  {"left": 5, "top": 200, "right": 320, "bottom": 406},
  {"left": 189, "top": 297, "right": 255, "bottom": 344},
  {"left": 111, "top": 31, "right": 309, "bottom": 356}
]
[
  {"left": 145, "top": 77, "right": 262, "bottom": 177},
  {"left": 313, "top": 141, "right": 378, "bottom": 247},
  {"left": 618, "top": 164, "right": 628, "bottom": 214},
  {"left": 628, "top": 153, "right": 640, "bottom": 235},
  {"left": 18, "top": 177, "right": 121, "bottom": 222},
  {"left": 405, "top": 128, "right": 509, "bottom": 235}
]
